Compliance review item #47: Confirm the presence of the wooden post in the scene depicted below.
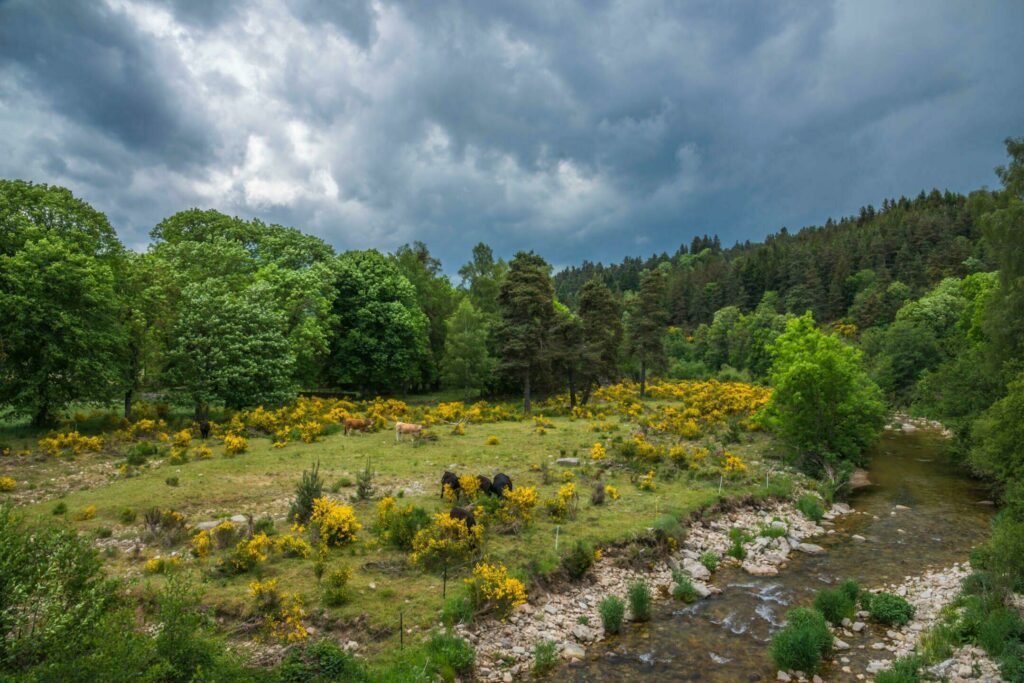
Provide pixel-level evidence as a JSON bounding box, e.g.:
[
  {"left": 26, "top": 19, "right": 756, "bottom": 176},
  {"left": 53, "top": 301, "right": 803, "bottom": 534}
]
[
  {"left": 399, "top": 610, "right": 404, "bottom": 649},
  {"left": 718, "top": 475, "right": 723, "bottom": 495},
  {"left": 443, "top": 565, "right": 448, "bottom": 598},
  {"left": 555, "top": 525, "right": 560, "bottom": 552}
]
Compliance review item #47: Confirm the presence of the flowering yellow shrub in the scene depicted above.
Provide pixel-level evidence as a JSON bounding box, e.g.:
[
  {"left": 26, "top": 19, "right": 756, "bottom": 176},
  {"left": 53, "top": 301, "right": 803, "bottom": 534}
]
[
  {"left": 590, "top": 442, "right": 606, "bottom": 460},
  {"left": 38, "top": 431, "right": 104, "bottom": 457},
  {"left": 274, "top": 531, "right": 313, "bottom": 558},
  {"left": 311, "top": 498, "right": 361, "bottom": 547},
  {"left": 296, "top": 421, "right": 324, "bottom": 443},
  {"left": 0, "top": 476, "right": 15, "bottom": 492},
  {"left": 223, "top": 434, "right": 248, "bottom": 455},
  {"left": 458, "top": 474, "right": 480, "bottom": 499},
  {"left": 410, "top": 511, "right": 482, "bottom": 569},
  {"left": 561, "top": 469, "right": 575, "bottom": 482},
  {"left": 451, "top": 422, "right": 466, "bottom": 436},
  {"left": 172, "top": 429, "right": 192, "bottom": 447},
  {"left": 722, "top": 451, "right": 747, "bottom": 476},
  {"left": 144, "top": 556, "right": 181, "bottom": 574},
  {"left": 75, "top": 504, "right": 97, "bottom": 521},
  {"left": 191, "top": 530, "right": 211, "bottom": 559},
  {"left": 604, "top": 484, "right": 621, "bottom": 501},
  {"left": 269, "top": 594, "right": 308, "bottom": 643},
  {"left": 546, "top": 482, "right": 578, "bottom": 520},
  {"left": 192, "top": 443, "right": 213, "bottom": 459},
  {"left": 249, "top": 578, "right": 280, "bottom": 612},
  {"left": 229, "top": 532, "right": 272, "bottom": 572},
  {"left": 465, "top": 562, "right": 527, "bottom": 619},
  {"left": 442, "top": 483, "right": 458, "bottom": 503},
  {"left": 534, "top": 415, "right": 554, "bottom": 429},
  {"left": 485, "top": 435, "right": 499, "bottom": 445},
  {"left": 637, "top": 471, "right": 657, "bottom": 491},
  {"left": 496, "top": 486, "right": 538, "bottom": 533}
]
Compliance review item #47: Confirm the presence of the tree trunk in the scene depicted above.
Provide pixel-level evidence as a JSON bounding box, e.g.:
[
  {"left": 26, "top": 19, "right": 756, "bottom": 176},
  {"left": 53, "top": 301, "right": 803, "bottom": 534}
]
[
  {"left": 567, "top": 367, "right": 577, "bottom": 409},
  {"left": 523, "top": 370, "right": 531, "bottom": 415},
  {"left": 194, "top": 402, "right": 206, "bottom": 421},
  {"left": 32, "top": 403, "right": 50, "bottom": 428},
  {"left": 640, "top": 360, "right": 647, "bottom": 398},
  {"left": 124, "top": 390, "right": 133, "bottom": 420},
  {"left": 581, "top": 385, "right": 592, "bottom": 406}
]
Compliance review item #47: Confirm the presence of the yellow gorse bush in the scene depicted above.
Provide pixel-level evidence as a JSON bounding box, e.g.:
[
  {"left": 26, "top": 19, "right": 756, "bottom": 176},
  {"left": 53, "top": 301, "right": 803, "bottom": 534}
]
[
  {"left": 223, "top": 434, "right": 248, "bottom": 455},
  {"left": 230, "top": 532, "right": 273, "bottom": 572},
  {"left": 275, "top": 530, "right": 313, "bottom": 558},
  {"left": 546, "top": 482, "right": 578, "bottom": 520},
  {"left": 496, "top": 486, "right": 538, "bottom": 533},
  {"left": 0, "top": 476, "right": 15, "bottom": 492},
  {"left": 410, "top": 511, "right": 482, "bottom": 569},
  {"left": 144, "top": 556, "right": 181, "bottom": 574},
  {"left": 172, "top": 429, "right": 192, "bottom": 447},
  {"left": 191, "top": 530, "right": 211, "bottom": 559},
  {"left": 269, "top": 594, "right": 308, "bottom": 643},
  {"left": 465, "top": 562, "right": 527, "bottom": 619},
  {"left": 590, "top": 442, "right": 606, "bottom": 460},
  {"left": 38, "top": 431, "right": 104, "bottom": 457},
  {"left": 75, "top": 504, "right": 97, "bottom": 521},
  {"left": 604, "top": 484, "right": 621, "bottom": 501},
  {"left": 458, "top": 474, "right": 480, "bottom": 499},
  {"left": 485, "top": 435, "right": 499, "bottom": 445},
  {"left": 310, "top": 497, "right": 361, "bottom": 547},
  {"left": 722, "top": 451, "right": 748, "bottom": 476},
  {"left": 637, "top": 470, "right": 657, "bottom": 491}
]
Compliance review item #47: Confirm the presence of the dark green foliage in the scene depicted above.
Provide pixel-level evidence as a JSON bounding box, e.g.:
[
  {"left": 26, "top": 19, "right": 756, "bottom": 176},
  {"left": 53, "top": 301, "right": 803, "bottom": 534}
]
[
  {"left": 125, "top": 441, "right": 159, "bottom": 466},
  {"left": 796, "top": 495, "right": 824, "bottom": 522},
  {"left": 977, "top": 607, "right": 1024, "bottom": 657},
  {"left": 627, "top": 268, "right": 669, "bottom": 396},
  {"left": 769, "top": 607, "right": 833, "bottom": 674},
  {"left": 874, "top": 655, "right": 923, "bottom": 683},
  {"left": 273, "top": 639, "right": 368, "bottom": 683},
  {"left": 838, "top": 579, "right": 860, "bottom": 602},
  {"left": 671, "top": 570, "right": 698, "bottom": 603},
  {"left": 378, "top": 505, "right": 430, "bottom": 550},
  {"left": 727, "top": 526, "right": 750, "bottom": 560},
  {"left": 814, "top": 586, "right": 856, "bottom": 626},
  {"left": 700, "top": 551, "right": 719, "bottom": 573},
  {"left": 165, "top": 476, "right": 179, "bottom": 487},
  {"left": 627, "top": 581, "right": 652, "bottom": 622},
  {"left": 119, "top": 507, "right": 137, "bottom": 524},
  {"left": 999, "top": 641, "right": 1024, "bottom": 682},
  {"left": 289, "top": 460, "right": 323, "bottom": 525},
  {"left": 532, "top": 640, "right": 557, "bottom": 676},
  {"left": 253, "top": 515, "right": 276, "bottom": 536},
  {"left": 422, "top": 631, "right": 475, "bottom": 680},
  {"left": 599, "top": 596, "right": 625, "bottom": 634},
  {"left": 863, "top": 592, "right": 916, "bottom": 626},
  {"left": 51, "top": 501, "right": 67, "bottom": 516},
  {"left": 562, "top": 540, "right": 594, "bottom": 581},
  {"left": 356, "top": 457, "right": 375, "bottom": 500}
]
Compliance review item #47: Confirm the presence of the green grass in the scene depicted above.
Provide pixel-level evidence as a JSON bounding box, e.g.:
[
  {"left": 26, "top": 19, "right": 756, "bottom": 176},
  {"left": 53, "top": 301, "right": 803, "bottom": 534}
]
[{"left": 4, "top": 408, "right": 792, "bottom": 669}]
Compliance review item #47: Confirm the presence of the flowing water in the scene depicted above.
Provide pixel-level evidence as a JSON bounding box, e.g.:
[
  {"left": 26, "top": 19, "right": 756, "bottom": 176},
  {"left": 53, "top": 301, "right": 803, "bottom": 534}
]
[{"left": 564, "top": 429, "right": 995, "bottom": 681}]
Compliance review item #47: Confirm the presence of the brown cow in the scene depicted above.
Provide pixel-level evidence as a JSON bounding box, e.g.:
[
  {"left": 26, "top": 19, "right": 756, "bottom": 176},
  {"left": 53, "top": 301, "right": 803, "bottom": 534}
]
[
  {"left": 344, "top": 418, "right": 373, "bottom": 435},
  {"left": 395, "top": 421, "right": 424, "bottom": 442}
]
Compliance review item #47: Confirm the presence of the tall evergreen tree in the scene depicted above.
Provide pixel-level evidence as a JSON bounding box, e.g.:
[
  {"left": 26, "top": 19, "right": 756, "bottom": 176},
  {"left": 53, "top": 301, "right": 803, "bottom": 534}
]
[
  {"left": 495, "top": 251, "right": 555, "bottom": 414},
  {"left": 627, "top": 267, "right": 669, "bottom": 396},
  {"left": 577, "top": 278, "right": 623, "bottom": 403}
]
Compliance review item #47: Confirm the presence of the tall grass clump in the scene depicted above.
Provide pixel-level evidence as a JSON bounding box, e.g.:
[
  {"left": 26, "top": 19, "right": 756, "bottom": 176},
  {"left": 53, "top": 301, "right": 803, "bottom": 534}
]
[
  {"left": 627, "top": 581, "right": 652, "bottom": 622},
  {"left": 769, "top": 607, "right": 833, "bottom": 674},
  {"left": 814, "top": 585, "right": 856, "bottom": 626},
  {"left": 599, "top": 596, "right": 625, "bottom": 634},
  {"left": 796, "top": 494, "right": 824, "bottom": 522}
]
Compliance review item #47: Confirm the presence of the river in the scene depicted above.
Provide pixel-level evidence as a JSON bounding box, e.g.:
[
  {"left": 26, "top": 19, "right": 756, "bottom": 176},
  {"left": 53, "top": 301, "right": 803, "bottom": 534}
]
[{"left": 563, "top": 429, "right": 995, "bottom": 681}]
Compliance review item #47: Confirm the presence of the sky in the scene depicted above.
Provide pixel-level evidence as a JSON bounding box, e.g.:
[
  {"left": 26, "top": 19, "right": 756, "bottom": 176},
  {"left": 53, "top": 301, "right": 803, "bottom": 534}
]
[{"left": 1, "top": 0, "right": 1023, "bottom": 273}]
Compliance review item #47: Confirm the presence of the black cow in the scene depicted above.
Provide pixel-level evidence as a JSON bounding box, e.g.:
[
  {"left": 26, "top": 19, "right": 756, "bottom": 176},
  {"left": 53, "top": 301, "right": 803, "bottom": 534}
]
[
  {"left": 440, "top": 470, "right": 460, "bottom": 498},
  {"left": 492, "top": 473, "right": 513, "bottom": 497},
  {"left": 448, "top": 506, "right": 477, "bottom": 530},
  {"left": 199, "top": 420, "right": 211, "bottom": 440},
  {"left": 477, "top": 475, "right": 494, "bottom": 496}
]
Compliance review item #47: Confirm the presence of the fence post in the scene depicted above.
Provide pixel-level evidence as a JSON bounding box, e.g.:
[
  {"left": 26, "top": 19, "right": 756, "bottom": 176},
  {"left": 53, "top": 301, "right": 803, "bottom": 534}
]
[
  {"left": 554, "top": 525, "right": 560, "bottom": 552},
  {"left": 399, "top": 610, "right": 404, "bottom": 649}
]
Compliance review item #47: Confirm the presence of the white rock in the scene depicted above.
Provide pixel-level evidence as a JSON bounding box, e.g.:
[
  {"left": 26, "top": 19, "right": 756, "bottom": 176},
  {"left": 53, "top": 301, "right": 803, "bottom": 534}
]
[
  {"left": 776, "top": 672, "right": 791, "bottom": 682},
  {"left": 561, "top": 642, "right": 585, "bottom": 660},
  {"left": 682, "top": 557, "right": 711, "bottom": 581}
]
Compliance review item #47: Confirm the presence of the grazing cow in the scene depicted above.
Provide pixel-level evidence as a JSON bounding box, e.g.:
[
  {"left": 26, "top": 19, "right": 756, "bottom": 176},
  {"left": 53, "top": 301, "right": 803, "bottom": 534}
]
[
  {"left": 395, "top": 421, "right": 424, "bottom": 442},
  {"left": 199, "top": 420, "right": 211, "bottom": 440},
  {"left": 440, "top": 470, "right": 460, "bottom": 498},
  {"left": 477, "top": 475, "right": 494, "bottom": 496},
  {"left": 344, "top": 418, "right": 373, "bottom": 435},
  {"left": 448, "top": 506, "right": 477, "bottom": 531},
  {"left": 492, "top": 473, "right": 513, "bottom": 497}
]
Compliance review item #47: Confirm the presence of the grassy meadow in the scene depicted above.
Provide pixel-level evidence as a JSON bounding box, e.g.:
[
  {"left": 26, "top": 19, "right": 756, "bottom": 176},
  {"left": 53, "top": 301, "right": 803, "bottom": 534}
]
[{"left": 0, "top": 382, "right": 803, "bottom": 670}]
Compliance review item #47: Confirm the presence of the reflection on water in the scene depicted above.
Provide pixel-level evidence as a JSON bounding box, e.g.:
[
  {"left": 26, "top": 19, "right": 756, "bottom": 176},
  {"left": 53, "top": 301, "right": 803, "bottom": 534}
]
[{"left": 564, "top": 430, "right": 994, "bottom": 682}]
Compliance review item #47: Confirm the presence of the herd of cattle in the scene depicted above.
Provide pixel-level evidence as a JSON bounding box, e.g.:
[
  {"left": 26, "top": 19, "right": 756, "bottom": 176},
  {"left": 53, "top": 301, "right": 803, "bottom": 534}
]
[{"left": 439, "top": 470, "right": 513, "bottom": 530}]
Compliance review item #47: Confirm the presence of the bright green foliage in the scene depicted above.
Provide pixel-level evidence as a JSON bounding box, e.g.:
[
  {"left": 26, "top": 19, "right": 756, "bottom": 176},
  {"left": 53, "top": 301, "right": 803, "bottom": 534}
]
[
  {"left": 796, "top": 495, "right": 824, "bottom": 522},
  {"left": 422, "top": 631, "right": 475, "bottom": 680},
  {"left": 627, "top": 581, "right": 652, "bottom": 622},
  {"left": 532, "top": 640, "right": 557, "bottom": 676},
  {"left": 164, "top": 283, "right": 296, "bottom": 411},
  {"left": 599, "top": 596, "right": 625, "bottom": 634},
  {"left": 769, "top": 607, "right": 833, "bottom": 674},
  {"left": 495, "top": 251, "right": 556, "bottom": 414},
  {"left": 626, "top": 267, "right": 669, "bottom": 396},
  {"left": 863, "top": 592, "right": 916, "bottom": 626},
  {"left": 457, "top": 242, "right": 507, "bottom": 319},
  {"left": 326, "top": 250, "right": 430, "bottom": 394},
  {"left": 814, "top": 586, "right": 856, "bottom": 626},
  {"left": 671, "top": 570, "right": 698, "bottom": 603},
  {"left": 875, "top": 655, "right": 924, "bottom": 683},
  {"left": 394, "top": 242, "right": 458, "bottom": 389},
  {"left": 274, "top": 640, "right": 368, "bottom": 682},
  {"left": 766, "top": 313, "right": 885, "bottom": 478},
  {"left": 971, "top": 372, "right": 1024, "bottom": 490},
  {"left": 440, "top": 299, "right": 494, "bottom": 398}
]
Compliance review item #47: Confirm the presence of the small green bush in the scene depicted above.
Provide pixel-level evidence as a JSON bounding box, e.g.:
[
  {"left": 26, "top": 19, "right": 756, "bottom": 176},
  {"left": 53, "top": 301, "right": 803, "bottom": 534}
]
[
  {"left": 999, "top": 641, "right": 1024, "bottom": 682},
  {"left": 165, "top": 476, "right": 179, "bottom": 487},
  {"left": 760, "top": 525, "right": 787, "bottom": 539},
  {"left": 93, "top": 527, "right": 113, "bottom": 539},
  {"left": 814, "top": 586, "right": 855, "bottom": 626},
  {"left": 253, "top": 515, "right": 276, "bottom": 536},
  {"left": 599, "top": 596, "right": 625, "bottom": 634},
  {"left": 700, "top": 551, "right": 719, "bottom": 573},
  {"left": 727, "top": 527, "right": 750, "bottom": 560},
  {"left": 796, "top": 494, "right": 824, "bottom": 522},
  {"left": 51, "top": 501, "right": 67, "bottom": 516},
  {"left": 671, "top": 570, "right": 698, "bottom": 603},
  {"left": 275, "top": 639, "right": 368, "bottom": 682},
  {"left": 119, "top": 507, "right": 137, "bottom": 524},
  {"left": 838, "top": 578, "right": 860, "bottom": 602},
  {"left": 441, "top": 595, "right": 474, "bottom": 628},
  {"left": 423, "top": 631, "right": 474, "bottom": 679},
  {"left": 288, "top": 460, "right": 323, "bottom": 525},
  {"left": 863, "top": 592, "right": 915, "bottom": 626},
  {"left": 322, "top": 566, "right": 352, "bottom": 607},
  {"left": 627, "top": 581, "right": 652, "bottom": 622},
  {"left": 769, "top": 607, "right": 833, "bottom": 674},
  {"left": 562, "top": 540, "right": 594, "bottom": 581},
  {"left": 874, "top": 655, "right": 923, "bottom": 683},
  {"left": 532, "top": 640, "right": 557, "bottom": 676},
  {"left": 977, "top": 607, "right": 1024, "bottom": 657}
]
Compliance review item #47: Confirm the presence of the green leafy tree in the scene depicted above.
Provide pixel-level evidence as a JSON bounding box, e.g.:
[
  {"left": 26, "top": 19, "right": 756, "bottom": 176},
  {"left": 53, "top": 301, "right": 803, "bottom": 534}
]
[
  {"left": 394, "top": 242, "right": 458, "bottom": 388},
  {"left": 440, "top": 298, "right": 494, "bottom": 399},
  {"left": 577, "top": 278, "right": 623, "bottom": 403},
  {"left": 495, "top": 251, "right": 555, "bottom": 414},
  {"left": 458, "top": 243, "right": 507, "bottom": 318},
  {"left": 164, "top": 283, "right": 296, "bottom": 415},
  {"left": 549, "top": 303, "right": 584, "bottom": 407},
  {"left": 970, "top": 371, "right": 1024, "bottom": 491},
  {"left": 326, "top": 250, "right": 430, "bottom": 394},
  {"left": 766, "top": 313, "right": 885, "bottom": 482},
  {"left": 627, "top": 267, "right": 669, "bottom": 396}
]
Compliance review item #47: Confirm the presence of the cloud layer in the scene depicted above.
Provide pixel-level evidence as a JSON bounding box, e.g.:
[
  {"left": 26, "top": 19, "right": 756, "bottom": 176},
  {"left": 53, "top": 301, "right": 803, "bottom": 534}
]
[{"left": 1, "top": 0, "right": 1022, "bottom": 270}]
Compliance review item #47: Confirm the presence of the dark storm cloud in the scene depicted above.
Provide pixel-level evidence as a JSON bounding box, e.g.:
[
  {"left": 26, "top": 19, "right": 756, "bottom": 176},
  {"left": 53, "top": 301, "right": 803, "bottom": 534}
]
[{"left": 0, "top": 0, "right": 1022, "bottom": 268}]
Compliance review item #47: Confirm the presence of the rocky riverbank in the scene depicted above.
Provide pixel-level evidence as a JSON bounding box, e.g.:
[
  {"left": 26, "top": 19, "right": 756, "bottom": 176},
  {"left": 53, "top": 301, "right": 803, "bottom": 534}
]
[{"left": 458, "top": 499, "right": 843, "bottom": 682}]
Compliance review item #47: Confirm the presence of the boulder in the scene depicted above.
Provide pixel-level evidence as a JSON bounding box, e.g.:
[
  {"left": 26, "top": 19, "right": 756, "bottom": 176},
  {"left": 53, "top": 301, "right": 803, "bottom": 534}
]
[
  {"left": 571, "top": 624, "right": 594, "bottom": 642},
  {"left": 741, "top": 561, "right": 779, "bottom": 576},
  {"left": 795, "top": 543, "right": 826, "bottom": 555},
  {"left": 561, "top": 642, "right": 585, "bottom": 660},
  {"left": 555, "top": 458, "right": 580, "bottom": 466},
  {"left": 682, "top": 558, "right": 711, "bottom": 581}
]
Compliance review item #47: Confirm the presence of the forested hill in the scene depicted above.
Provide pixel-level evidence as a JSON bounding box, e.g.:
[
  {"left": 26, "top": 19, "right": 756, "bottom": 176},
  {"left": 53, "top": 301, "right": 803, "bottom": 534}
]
[{"left": 554, "top": 189, "right": 993, "bottom": 328}]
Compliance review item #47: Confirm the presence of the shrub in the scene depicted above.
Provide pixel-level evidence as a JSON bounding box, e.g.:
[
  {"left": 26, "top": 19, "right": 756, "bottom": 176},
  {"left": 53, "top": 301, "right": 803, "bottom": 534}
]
[
  {"left": 590, "top": 442, "right": 606, "bottom": 460},
  {"left": 875, "top": 655, "right": 924, "bottom": 683},
  {"left": 424, "top": 631, "right": 475, "bottom": 679},
  {"left": 977, "top": 607, "right": 1024, "bottom": 657},
  {"left": 999, "top": 642, "right": 1024, "bottom": 682},
  {"left": 532, "top": 640, "right": 557, "bottom": 676},
  {"left": 211, "top": 520, "right": 238, "bottom": 549},
  {"left": 727, "top": 526, "right": 750, "bottom": 560},
  {"left": 700, "top": 551, "right": 719, "bottom": 573},
  {"left": 410, "top": 512, "right": 482, "bottom": 571},
  {"left": 591, "top": 482, "right": 606, "bottom": 505},
  {"left": 275, "top": 640, "right": 368, "bottom": 682},
  {"left": 119, "top": 507, "right": 137, "bottom": 524},
  {"left": 485, "top": 436, "right": 499, "bottom": 445},
  {"left": 671, "top": 570, "right": 698, "bottom": 603},
  {"left": 191, "top": 530, "right": 211, "bottom": 559},
  {"left": 838, "top": 578, "right": 860, "bottom": 602},
  {"left": 496, "top": 486, "right": 538, "bottom": 533},
  {"left": 465, "top": 562, "right": 527, "bottom": 618},
  {"left": 322, "top": 566, "right": 352, "bottom": 607},
  {"left": 796, "top": 494, "right": 824, "bottom": 522},
  {"left": 254, "top": 515, "right": 276, "bottom": 536},
  {"left": 288, "top": 460, "right": 323, "bottom": 525},
  {"left": 441, "top": 594, "right": 474, "bottom": 628},
  {"left": 769, "top": 607, "right": 833, "bottom": 674},
  {"left": 52, "top": 501, "right": 67, "bottom": 516},
  {"left": 863, "top": 592, "right": 915, "bottom": 626},
  {"left": 627, "top": 581, "right": 652, "bottom": 622},
  {"left": 165, "top": 476, "right": 179, "bottom": 487},
  {"left": 226, "top": 532, "right": 272, "bottom": 573},
  {"left": 0, "top": 476, "right": 15, "bottom": 492},
  {"left": 249, "top": 578, "right": 281, "bottom": 613},
  {"left": 74, "top": 504, "right": 97, "bottom": 521},
  {"left": 311, "top": 497, "right": 362, "bottom": 547},
  {"left": 275, "top": 529, "right": 313, "bottom": 559},
  {"left": 814, "top": 586, "right": 856, "bottom": 626},
  {"left": 760, "top": 524, "right": 786, "bottom": 539},
  {"left": 93, "top": 527, "right": 113, "bottom": 539},
  {"left": 545, "top": 482, "right": 579, "bottom": 520},
  {"left": 599, "top": 596, "right": 625, "bottom": 634},
  {"left": 562, "top": 540, "right": 594, "bottom": 580},
  {"left": 376, "top": 497, "right": 431, "bottom": 550},
  {"left": 356, "top": 456, "right": 375, "bottom": 501}
]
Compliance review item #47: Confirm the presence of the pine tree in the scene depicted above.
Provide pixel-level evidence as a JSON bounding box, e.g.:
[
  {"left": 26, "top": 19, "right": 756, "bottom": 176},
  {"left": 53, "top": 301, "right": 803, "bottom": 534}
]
[
  {"left": 577, "top": 278, "right": 623, "bottom": 403},
  {"left": 627, "top": 268, "right": 669, "bottom": 397}
]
